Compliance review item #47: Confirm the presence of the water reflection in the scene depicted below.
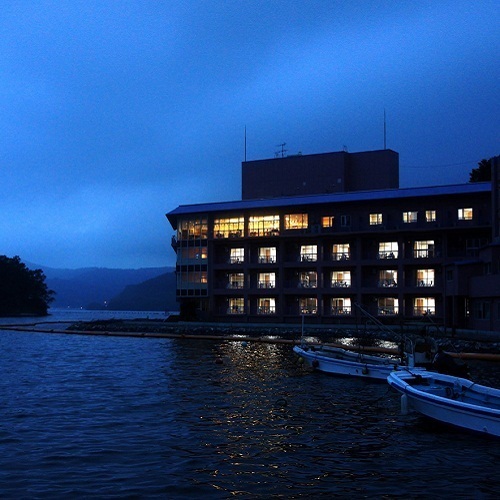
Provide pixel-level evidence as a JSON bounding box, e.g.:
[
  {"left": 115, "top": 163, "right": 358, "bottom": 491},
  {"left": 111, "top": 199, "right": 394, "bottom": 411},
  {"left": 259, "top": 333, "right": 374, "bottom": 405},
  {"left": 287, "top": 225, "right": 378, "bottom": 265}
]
[{"left": 0, "top": 329, "right": 498, "bottom": 498}]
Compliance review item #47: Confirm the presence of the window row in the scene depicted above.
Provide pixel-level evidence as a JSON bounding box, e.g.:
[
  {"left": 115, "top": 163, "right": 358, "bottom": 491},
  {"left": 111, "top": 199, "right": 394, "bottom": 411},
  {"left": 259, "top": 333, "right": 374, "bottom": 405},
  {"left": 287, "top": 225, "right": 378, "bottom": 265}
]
[
  {"left": 177, "top": 207, "right": 474, "bottom": 240},
  {"left": 226, "top": 297, "right": 436, "bottom": 316},
  {"left": 226, "top": 240, "right": 435, "bottom": 264},
  {"left": 369, "top": 208, "right": 472, "bottom": 225},
  {"left": 222, "top": 269, "right": 435, "bottom": 289}
]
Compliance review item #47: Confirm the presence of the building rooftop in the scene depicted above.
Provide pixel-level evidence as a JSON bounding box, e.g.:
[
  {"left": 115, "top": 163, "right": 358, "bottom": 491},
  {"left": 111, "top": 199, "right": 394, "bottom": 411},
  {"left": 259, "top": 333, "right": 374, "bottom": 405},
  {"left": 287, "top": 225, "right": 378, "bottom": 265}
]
[{"left": 166, "top": 182, "right": 491, "bottom": 227}]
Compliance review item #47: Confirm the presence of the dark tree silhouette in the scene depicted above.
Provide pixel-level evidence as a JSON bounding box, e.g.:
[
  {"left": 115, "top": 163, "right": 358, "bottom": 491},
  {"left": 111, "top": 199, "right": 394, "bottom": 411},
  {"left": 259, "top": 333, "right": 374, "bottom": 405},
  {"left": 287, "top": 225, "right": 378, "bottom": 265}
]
[
  {"left": 469, "top": 158, "right": 492, "bottom": 182},
  {"left": 0, "top": 256, "right": 55, "bottom": 316}
]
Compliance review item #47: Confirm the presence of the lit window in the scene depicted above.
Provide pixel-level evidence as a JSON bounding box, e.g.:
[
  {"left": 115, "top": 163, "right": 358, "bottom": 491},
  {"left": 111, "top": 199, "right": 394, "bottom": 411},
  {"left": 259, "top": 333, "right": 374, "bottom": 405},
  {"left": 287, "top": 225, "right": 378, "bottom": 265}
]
[
  {"left": 300, "top": 297, "right": 317, "bottom": 314},
  {"left": 178, "top": 218, "right": 208, "bottom": 240},
  {"left": 214, "top": 217, "right": 244, "bottom": 239},
  {"left": 378, "top": 297, "right": 399, "bottom": 315},
  {"left": 379, "top": 270, "right": 397, "bottom": 287},
  {"left": 228, "top": 273, "right": 244, "bottom": 289},
  {"left": 177, "top": 270, "right": 208, "bottom": 289},
  {"left": 416, "top": 269, "right": 434, "bottom": 287},
  {"left": 299, "top": 271, "right": 317, "bottom": 288},
  {"left": 333, "top": 243, "right": 350, "bottom": 260},
  {"left": 248, "top": 215, "right": 280, "bottom": 237},
  {"left": 414, "top": 297, "right": 435, "bottom": 316},
  {"left": 230, "top": 248, "right": 244, "bottom": 264},
  {"left": 331, "top": 271, "right": 351, "bottom": 287},
  {"left": 414, "top": 240, "right": 434, "bottom": 258},
  {"left": 178, "top": 247, "right": 207, "bottom": 262},
  {"left": 403, "top": 211, "right": 418, "bottom": 223},
  {"left": 300, "top": 245, "right": 317, "bottom": 262},
  {"left": 258, "top": 272, "right": 275, "bottom": 289},
  {"left": 285, "top": 213, "right": 308, "bottom": 230},
  {"left": 331, "top": 298, "right": 351, "bottom": 315},
  {"left": 458, "top": 208, "right": 473, "bottom": 220},
  {"left": 258, "top": 298, "right": 276, "bottom": 314},
  {"left": 321, "top": 216, "right": 334, "bottom": 228},
  {"left": 425, "top": 210, "right": 436, "bottom": 222},
  {"left": 370, "top": 213, "right": 383, "bottom": 225},
  {"left": 228, "top": 297, "right": 244, "bottom": 314},
  {"left": 378, "top": 242, "right": 398, "bottom": 259},
  {"left": 259, "top": 247, "right": 276, "bottom": 264}
]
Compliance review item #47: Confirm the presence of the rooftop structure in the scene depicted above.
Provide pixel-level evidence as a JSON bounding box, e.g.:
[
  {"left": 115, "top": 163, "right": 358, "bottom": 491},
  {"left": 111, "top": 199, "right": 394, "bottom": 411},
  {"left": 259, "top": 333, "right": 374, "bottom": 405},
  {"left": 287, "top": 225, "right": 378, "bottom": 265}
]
[{"left": 241, "top": 149, "right": 399, "bottom": 199}]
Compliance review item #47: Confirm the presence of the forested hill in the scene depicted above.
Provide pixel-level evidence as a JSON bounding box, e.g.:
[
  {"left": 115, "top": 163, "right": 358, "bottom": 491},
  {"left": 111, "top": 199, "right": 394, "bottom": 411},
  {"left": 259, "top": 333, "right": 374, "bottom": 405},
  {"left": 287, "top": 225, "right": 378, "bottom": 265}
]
[
  {"left": 107, "top": 273, "right": 178, "bottom": 312},
  {"left": 28, "top": 264, "right": 177, "bottom": 311}
]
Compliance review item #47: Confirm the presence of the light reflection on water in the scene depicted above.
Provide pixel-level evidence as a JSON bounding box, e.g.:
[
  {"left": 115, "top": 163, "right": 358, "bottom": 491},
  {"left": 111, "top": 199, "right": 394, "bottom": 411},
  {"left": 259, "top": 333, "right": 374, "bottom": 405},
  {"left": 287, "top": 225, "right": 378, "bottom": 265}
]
[{"left": 0, "top": 317, "right": 499, "bottom": 498}]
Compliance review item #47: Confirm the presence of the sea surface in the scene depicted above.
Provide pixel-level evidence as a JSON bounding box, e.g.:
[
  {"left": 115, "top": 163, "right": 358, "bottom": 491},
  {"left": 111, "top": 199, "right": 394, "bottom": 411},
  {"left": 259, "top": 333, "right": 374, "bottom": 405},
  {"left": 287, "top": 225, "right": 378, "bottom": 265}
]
[{"left": 1, "top": 310, "right": 499, "bottom": 498}]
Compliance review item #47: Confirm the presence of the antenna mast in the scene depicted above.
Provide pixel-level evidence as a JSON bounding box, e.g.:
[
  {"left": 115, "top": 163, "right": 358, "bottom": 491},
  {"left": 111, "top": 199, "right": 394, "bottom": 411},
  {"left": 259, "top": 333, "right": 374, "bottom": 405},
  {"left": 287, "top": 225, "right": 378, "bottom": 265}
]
[
  {"left": 384, "top": 109, "right": 387, "bottom": 150},
  {"left": 275, "top": 142, "right": 287, "bottom": 158},
  {"left": 244, "top": 126, "right": 247, "bottom": 162}
]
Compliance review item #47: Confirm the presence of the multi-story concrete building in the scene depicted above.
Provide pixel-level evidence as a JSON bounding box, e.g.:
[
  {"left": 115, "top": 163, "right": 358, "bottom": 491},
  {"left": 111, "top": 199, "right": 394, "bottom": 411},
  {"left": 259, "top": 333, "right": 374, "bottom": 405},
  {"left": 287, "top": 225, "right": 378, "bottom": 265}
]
[{"left": 166, "top": 150, "right": 499, "bottom": 332}]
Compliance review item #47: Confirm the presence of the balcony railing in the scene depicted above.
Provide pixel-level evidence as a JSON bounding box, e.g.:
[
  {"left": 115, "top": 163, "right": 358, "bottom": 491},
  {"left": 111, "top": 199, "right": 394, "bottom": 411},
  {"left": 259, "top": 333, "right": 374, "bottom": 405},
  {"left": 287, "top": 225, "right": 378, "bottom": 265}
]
[
  {"left": 417, "top": 280, "right": 434, "bottom": 287},
  {"left": 378, "top": 251, "right": 397, "bottom": 259},
  {"left": 298, "top": 281, "right": 317, "bottom": 288},
  {"left": 300, "top": 308, "right": 317, "bottom": 314},
  {"left": 258, "top": 282, "right": 275, "bottom": 288},
  {"left": 331, "top": 306, "right": 351, "bottom": 315},
  {"left": 414, "top": 308, "right": 435, "bottom": 316},
  {"left": 258, "top": 256, "right": 276, "bottom": 264},
  {"left": 413, "top": 249, "right": 435, "bottom": 258},
  {"left": 378, "top": 280, "right": 397, "bottom": 287},
  {"left": 378, "top": 307, "right": 399, "bottom": 315},
  {"left": 258, "top": 306, "right": 276, "bottom": 314},
  {"left": 331, "top": 280, "right": 350, "bottom": 288},
  {"left": 227, "top": 307, "right": 244, "bottom": 314},
  {"left": 332, "top": 252, "right": 350, "bottom": 261},
  {"left": 227, "top": 282, "right": 244, "bottom": 289},
  {"left": 300, "top": 255, "right": 317, "bottom": 262}
]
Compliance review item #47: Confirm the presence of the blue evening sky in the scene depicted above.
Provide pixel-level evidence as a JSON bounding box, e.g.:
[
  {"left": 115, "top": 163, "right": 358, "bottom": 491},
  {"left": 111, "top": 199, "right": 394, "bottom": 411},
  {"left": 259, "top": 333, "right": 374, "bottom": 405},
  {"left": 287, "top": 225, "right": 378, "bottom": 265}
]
[{"left": 1, "top": 1, "right": 498, "bottom": 269}]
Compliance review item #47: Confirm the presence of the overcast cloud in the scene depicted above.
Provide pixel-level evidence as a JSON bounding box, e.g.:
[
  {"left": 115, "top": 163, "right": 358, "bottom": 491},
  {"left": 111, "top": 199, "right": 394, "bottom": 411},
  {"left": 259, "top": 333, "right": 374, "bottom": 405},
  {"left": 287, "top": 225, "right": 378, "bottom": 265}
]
[{"left": 1, "top": 1, "right": 498, "bottom": 269}]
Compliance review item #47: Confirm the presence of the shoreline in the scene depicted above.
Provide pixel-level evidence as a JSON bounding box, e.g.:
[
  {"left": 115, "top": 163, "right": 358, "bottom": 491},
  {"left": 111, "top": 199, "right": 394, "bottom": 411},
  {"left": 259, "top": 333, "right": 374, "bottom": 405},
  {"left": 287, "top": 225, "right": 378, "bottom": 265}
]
[{"left": 1, "top": 318, "right": 500, "bottom": 361}]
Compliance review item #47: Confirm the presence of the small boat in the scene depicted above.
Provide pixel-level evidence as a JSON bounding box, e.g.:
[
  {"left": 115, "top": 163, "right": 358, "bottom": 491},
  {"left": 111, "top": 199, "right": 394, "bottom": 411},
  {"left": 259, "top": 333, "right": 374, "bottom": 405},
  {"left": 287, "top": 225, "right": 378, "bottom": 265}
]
[
  {"left": 387, "top": 370, "right": 500, "bottom": 436},
  {"left": 293, "top": 344, "right": 418, "bottom": 380}
]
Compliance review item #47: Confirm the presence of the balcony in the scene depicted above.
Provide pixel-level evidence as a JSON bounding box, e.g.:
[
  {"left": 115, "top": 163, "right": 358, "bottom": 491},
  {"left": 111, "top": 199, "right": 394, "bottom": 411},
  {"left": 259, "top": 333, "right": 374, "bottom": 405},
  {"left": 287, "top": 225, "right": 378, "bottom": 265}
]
[
  {"left": 331, "top": 280, "right": 350, "bottom": 288},
  {"left": 378, "top": 280, "right": 397, "bottom": 288},
  {"left": 258, "top": 282, "right": 275, "bottom": 289},
  {"left": 258, "top": 256, "right": 276, "bottom": 264},
  {"left": 331, "top": 306, "right": 351, "bottom": 315},
  {"left": 298, "top": 281, "right": 317, "bottom": 288},
  {"left": 378, "top": 251, "right": 397, "bottom": 259},
  {"left": 417, "top": 280, "right": 434, "bottom": 287}
]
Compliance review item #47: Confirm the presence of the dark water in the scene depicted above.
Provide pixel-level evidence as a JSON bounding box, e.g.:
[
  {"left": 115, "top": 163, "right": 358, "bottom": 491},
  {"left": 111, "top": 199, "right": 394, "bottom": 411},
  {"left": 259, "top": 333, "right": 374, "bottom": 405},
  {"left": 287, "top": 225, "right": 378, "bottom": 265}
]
[{"left": 1, "top": 320, "right": 499, "bottom": 498}]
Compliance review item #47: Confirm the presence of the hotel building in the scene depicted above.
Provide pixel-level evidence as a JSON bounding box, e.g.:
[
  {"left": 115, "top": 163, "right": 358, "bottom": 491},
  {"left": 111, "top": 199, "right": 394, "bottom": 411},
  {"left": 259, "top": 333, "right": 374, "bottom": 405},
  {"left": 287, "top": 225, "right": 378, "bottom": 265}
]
[{"left": 166, "top": 150, "right": 500, "bottom": 332}]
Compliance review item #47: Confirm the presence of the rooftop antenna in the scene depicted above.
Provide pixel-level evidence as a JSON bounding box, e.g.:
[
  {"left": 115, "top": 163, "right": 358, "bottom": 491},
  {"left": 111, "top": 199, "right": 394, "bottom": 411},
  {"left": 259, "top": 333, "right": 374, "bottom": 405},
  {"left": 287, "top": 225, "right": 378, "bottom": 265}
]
[
  {"left": 275, "top": 142, "right": 287, "bottom": 158},
  {"left": 384, "top": 109, "right": 387, "bottom": 150},
  {"left": 244, "top": 126, "right": 247, "bottom": 162}
]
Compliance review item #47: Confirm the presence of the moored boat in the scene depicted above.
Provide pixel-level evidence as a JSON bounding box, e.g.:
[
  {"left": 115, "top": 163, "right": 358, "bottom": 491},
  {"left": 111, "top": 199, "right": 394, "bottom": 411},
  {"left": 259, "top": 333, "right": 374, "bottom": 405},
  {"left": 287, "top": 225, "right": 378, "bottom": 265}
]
[
  {"left": 293, "top": 343, "right": 419, "bottom": 380},
  {"left": 387, "top": 370, "right": 500, "bottom": 436}
]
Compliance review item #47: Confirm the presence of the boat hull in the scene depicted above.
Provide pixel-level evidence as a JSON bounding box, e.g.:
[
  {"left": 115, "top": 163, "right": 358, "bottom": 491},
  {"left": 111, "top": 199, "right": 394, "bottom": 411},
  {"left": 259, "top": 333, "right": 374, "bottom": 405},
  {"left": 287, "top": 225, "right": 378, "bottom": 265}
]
[
  {"left": 387, "top": 371, "right": 500, "bottom": 437},
  {"left": 294, "top": 345, "right": 404, "bottom": 380}
]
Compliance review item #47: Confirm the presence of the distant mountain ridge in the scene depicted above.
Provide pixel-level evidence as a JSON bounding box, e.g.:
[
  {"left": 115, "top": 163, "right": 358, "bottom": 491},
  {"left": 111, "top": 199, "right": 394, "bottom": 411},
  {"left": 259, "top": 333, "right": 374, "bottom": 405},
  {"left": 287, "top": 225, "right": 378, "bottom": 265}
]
[
  {"left": 24, "top": 262, "right": 177, "bottom": 311},
  {"left": 107, "top": 273, "right": 178, "bottom": 312}
]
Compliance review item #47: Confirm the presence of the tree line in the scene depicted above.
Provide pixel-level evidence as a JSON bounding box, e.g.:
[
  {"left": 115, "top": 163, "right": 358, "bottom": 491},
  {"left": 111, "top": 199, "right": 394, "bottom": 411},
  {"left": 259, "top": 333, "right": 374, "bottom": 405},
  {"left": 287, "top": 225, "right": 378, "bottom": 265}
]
[{"left": 0, "top": 256, "right": 54, "bottom": 316}]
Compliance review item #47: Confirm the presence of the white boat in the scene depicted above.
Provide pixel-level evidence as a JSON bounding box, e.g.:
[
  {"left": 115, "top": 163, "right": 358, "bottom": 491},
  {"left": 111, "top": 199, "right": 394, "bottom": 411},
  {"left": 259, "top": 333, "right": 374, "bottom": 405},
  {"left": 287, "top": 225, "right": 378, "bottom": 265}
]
[
  {"left": 387, "top": 370, "right": 500, "bottom": 436},
  {"left": 293, "top": 344, "right": 418, "bottom": 380}
]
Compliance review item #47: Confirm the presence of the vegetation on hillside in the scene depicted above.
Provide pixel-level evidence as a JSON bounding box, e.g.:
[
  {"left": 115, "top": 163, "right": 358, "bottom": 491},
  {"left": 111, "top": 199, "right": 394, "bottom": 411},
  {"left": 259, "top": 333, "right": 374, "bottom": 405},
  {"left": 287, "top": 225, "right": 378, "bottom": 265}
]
[{"left": 0, "top": 256, "right": 54, "bottom": 316}]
